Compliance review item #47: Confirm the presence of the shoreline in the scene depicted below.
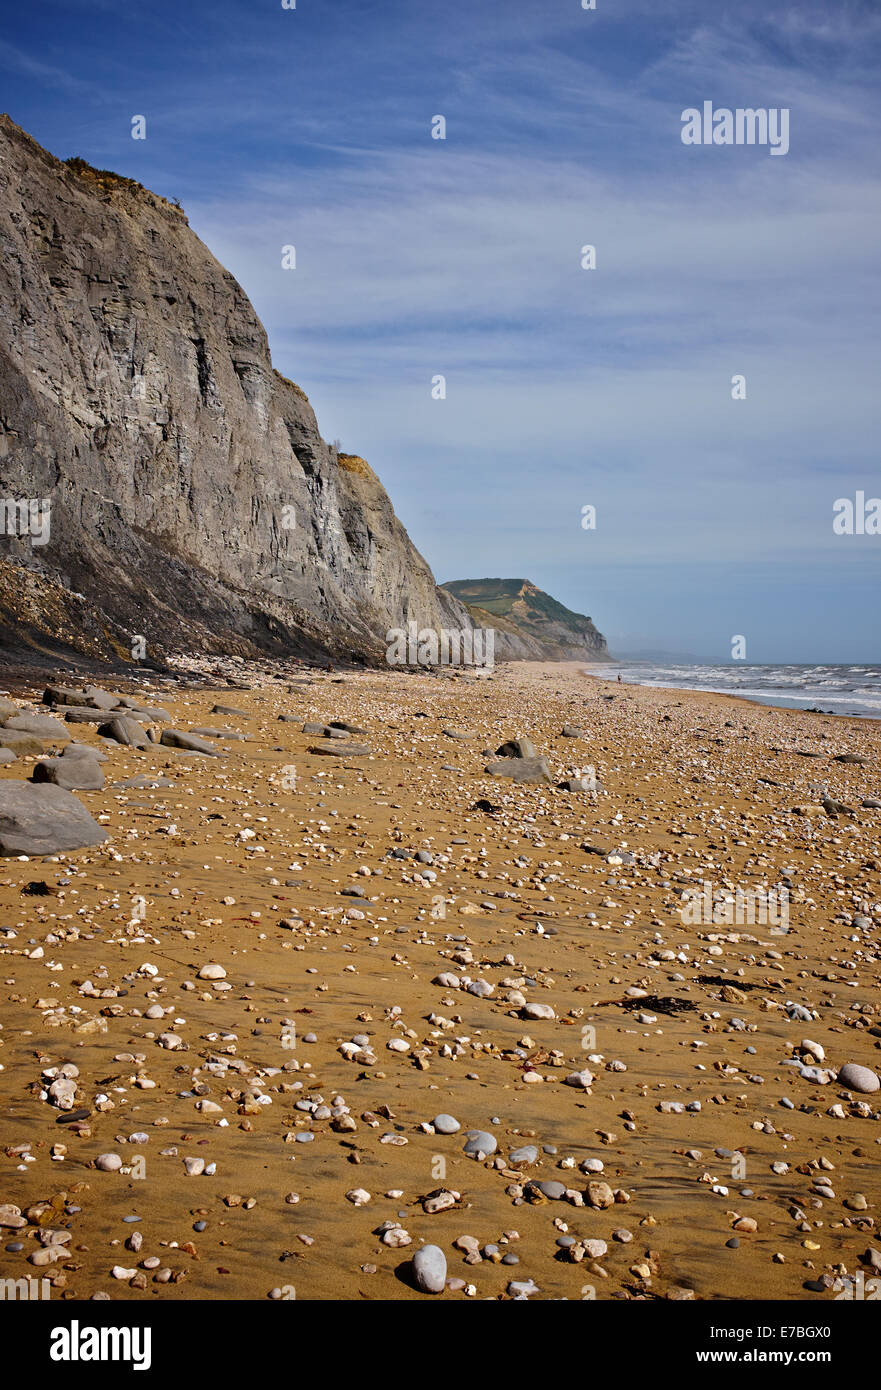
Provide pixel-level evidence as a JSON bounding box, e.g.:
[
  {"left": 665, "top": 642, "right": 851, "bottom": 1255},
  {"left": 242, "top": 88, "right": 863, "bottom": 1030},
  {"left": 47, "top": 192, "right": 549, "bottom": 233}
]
[{"left": 579, "top": 663, "right": 880, "bottom": 731}]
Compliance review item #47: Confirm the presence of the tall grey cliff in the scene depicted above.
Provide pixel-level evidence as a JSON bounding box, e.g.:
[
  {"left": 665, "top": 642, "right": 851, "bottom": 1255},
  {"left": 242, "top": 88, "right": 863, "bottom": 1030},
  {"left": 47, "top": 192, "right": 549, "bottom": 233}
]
[{"left": 0, "top": 115, "right": 471, "bottom": 666}]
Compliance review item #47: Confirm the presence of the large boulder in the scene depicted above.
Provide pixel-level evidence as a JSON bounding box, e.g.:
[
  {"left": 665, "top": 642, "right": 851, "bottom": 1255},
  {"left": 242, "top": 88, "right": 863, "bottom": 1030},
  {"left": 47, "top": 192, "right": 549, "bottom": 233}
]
[
  {"left": 307, "top": 741, "right": 370, "bottom": 757},
  {"left": 113, "top": 774, "right": 174, "bottom": 790},
  {"left": 189, "top": 727, "right": 246, "bottom": 741},
  {"left": 99, "top": 717, "right": 151, "bottom": 748},
  {"left": 495, "top": 737, "right": 537, "bottom": 760},
  {"left": 560, "top": 774, "right": 601, "bottom": 792},
  {"left": 66, "top": 705, "right": 170, "bottom": 724},
  {"left": 61, "top": 743, "right": 108, "bottom": 762},
  {"left": 485, "top": 756, "right": 553, "bottom": 784},
  {"left": 81, "top": 686, "right": 121, "bottom": 710},
  {"left": 43, "top": 684, "right": 88, "bottom": 706},
  {"left": 62, "top": 707, "right": 120, "bottom": 723},
  {"left": 0, "top": 729, "right": 50, "bottom": 755},
  {"left": 0, "top": 782, "right": 108, "bottom": 854},
  {"left": 33, "top": 757, "right": 105, "bottom": 791},
  {"left": 160, "top": 729, "right": 223, "bottom": 755},
  {"left": 3, "top": 713, "right": 70, "bottom": 740}
]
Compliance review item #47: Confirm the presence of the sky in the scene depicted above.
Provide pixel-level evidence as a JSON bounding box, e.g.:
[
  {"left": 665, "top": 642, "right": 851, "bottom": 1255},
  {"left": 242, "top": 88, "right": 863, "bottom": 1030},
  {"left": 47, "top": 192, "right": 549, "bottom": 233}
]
[{"left": 2, "top": 0, "right": 880, "bottom": 661}]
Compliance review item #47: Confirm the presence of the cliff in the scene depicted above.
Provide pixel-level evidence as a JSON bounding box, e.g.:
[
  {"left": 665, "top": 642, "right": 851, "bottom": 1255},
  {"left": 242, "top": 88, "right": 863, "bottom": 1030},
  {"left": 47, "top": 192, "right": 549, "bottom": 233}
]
[
  {"left": 441, "top": 578, "right": 609, "bottom": 662},
  {"left": 0, "top": 116, "right": 471, "bottom": 668}
]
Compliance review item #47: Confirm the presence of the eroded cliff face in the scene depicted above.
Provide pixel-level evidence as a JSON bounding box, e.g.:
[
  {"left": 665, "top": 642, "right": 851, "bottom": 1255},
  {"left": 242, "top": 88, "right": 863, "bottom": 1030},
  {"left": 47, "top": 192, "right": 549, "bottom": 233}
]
[{"left": 0, "top": 115, "right": 471, "bottom": 666}]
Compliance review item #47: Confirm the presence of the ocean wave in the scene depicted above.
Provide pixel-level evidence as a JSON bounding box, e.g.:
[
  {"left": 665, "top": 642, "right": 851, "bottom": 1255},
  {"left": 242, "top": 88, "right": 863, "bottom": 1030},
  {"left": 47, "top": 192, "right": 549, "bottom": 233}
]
[{"left": 602, "top": 663, "right": 881, "bottom": 718}]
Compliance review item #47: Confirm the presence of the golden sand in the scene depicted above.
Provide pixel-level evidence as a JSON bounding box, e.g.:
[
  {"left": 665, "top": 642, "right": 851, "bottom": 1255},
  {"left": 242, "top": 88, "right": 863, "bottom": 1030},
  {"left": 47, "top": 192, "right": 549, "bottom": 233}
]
[{"left": 0, "top": 660, "right": 878, "bottom": 1301}]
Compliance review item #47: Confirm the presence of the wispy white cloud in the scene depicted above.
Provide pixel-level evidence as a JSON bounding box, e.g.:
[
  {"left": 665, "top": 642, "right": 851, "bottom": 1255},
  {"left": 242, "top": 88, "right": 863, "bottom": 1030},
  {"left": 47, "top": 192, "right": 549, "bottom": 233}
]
[{"left": 0, "top": 38, "right": 105, "bottom": 99}]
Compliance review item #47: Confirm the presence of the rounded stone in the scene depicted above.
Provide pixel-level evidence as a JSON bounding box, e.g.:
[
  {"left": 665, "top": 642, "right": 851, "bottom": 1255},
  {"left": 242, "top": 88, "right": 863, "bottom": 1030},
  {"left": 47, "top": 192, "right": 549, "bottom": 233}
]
[
  {"left": 507, "top": 1278, "right": 539, "bottom": 1298},
  {"left": 412, "top": 1243, "right": 447, "bottom": 1294},
  {"left": 523, "top": 1002, "right": 555, "bottom": 1021},
  {"left": 463, "top": 1130, "right": 497, "bottom": 1158},
  {"left": 466, "top": 979, "right": 494, "bottom": 998},
  {"left": 509, "top": 1144, "right": 539, "bottom": 1166},
  {"left": 536, "top": 1180, "right": 567, "bottom": 1200},
  {"left": 197, "top": 963, "right": 227, "bottom": 980},
  {"left": 838, "top": 1063, "right": 880, "bottom": 1094},
  {"left": 95, "top": 1153, "right": 123, "bottom": 1172},
  {"left": 432, "top": 1114, "right": 460, "bottom": 1135}
]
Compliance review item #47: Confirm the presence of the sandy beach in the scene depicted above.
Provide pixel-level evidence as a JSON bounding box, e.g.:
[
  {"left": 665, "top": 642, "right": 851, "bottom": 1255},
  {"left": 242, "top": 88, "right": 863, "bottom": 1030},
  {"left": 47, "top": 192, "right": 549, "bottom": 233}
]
[{"left": 0, "top": 659, "right": 879, "bottom": 1302}]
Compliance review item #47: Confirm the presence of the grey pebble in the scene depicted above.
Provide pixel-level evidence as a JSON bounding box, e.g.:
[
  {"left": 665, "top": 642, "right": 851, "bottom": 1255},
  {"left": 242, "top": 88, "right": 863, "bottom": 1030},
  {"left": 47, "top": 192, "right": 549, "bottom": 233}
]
[
  {"left": 412, "top": 1244, "right": 447, "bottom": 1294},
  {"left": 838, "top": 1062, "right": 880, "bottom": 1094},
  {"left": 508, "top": 1278, "right": 539, "bottom": 1298},
  {"left": 536, "top": 1180, "right": 567, "bottom": 1200},
  {"left": 463, "top": 1130, "right": 497, "bottom": 1157},
  {"left": 509, "top": 1145, "right": 539, "bottom": 1165}
]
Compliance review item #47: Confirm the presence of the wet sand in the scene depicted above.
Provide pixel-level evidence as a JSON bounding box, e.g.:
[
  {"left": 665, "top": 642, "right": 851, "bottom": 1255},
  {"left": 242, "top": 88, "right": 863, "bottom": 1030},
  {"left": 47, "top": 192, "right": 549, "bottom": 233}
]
[{"left": 0, "top": 659, "right": 879, "bottom": 1301}]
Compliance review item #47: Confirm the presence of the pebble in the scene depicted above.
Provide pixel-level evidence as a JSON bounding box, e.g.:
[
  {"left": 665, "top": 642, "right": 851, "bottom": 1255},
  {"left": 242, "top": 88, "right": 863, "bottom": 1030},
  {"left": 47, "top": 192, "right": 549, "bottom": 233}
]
[
  {"left": 535, "top": 1180, "right": 567, "bottom": 1200},
  {"left": 507, "top": 1278, "right": 539, "bottom": 1298},
  {"left": 197, "top": 963, "right": 227, "bottom": 980},
  {"left": 838, "top": 1063, "right": 880, "bottom": 1094},
  {"left": 523, "top": 1002, "right": 555, "bottom": 1020},
  {"left": 412, "top": 1244, "right": 447, "bottom": 1294},
  {"left": 95, "top": 1153, "right": 123, "bottom": 1173},
  {"left": 422, "top": 1189, "right": 459, "bottom": 1214},
  {"left": 564, "top": 1069, "right": 594, "bottom": 1089},
  {"left": 463, "top": 1130, "right": 497, "bottom": 1158},
  {"left": 509, "top": 1145, "right": 539, "bottom": 1166}
]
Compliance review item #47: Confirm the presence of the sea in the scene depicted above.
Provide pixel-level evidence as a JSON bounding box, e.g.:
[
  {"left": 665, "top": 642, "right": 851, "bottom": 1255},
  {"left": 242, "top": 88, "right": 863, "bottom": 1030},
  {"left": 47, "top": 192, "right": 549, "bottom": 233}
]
[{"left": 587, "top": 663, "right": 881, "bottom": 720}]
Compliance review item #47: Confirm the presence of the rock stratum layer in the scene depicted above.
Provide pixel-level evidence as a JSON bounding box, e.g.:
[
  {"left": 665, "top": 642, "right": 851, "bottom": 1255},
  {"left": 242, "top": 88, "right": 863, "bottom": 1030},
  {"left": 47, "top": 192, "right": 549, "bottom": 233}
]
[
  {"left": 442, "top": 578, "right": 609, "bottom": 662},
  {"left": 0, "top": 115, "right": 471, "bottom": 667}
]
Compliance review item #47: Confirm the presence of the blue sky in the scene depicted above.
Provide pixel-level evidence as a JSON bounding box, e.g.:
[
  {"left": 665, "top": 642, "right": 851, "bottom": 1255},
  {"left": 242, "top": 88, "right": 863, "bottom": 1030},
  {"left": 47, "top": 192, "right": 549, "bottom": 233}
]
[{"left": 3, "top": 0, "right": 880, "bottom": 660}]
